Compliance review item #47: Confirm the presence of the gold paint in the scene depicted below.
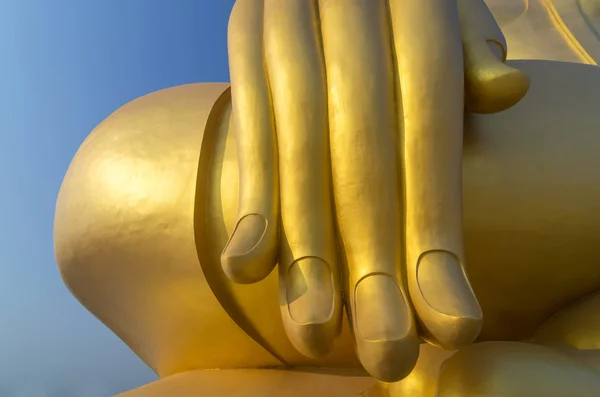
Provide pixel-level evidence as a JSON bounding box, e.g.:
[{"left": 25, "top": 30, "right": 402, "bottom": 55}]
[{"left": 54, "top": 1, "right": 600, "bottom": 396}]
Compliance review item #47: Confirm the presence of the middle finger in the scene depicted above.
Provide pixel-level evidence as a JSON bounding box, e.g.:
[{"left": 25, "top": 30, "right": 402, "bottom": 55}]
[{"left": 319, "top": 0, "right": 419, "bottom": 382}]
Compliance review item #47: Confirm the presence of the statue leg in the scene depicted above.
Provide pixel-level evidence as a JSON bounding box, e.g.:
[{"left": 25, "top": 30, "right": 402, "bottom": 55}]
[
  {"left": 435, "top": 342, "right": 600, "bottom": 397},
  {"left": 437, "top": 291, "right": 600, "bottom": 396},
  {"left": 534, "top": 291, "right": 600, "bottom": 372},
  {"left": 386, "top": 345, "right": 457, "bottom": 397},
  {"left": 388, "top": 340, "right": 600, "bottom": 397},
  {"left": 114, "top": 369, "right": 385, "bottom": 397}
]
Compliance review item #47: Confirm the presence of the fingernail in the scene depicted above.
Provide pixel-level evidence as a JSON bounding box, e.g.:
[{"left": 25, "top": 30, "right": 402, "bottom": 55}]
[
  {"left": 354, "top": 274, "right": 419, "bottom": 382},
  {"left": 222, "top": 214, "right": 267, "bottom": 257},
  {"left": 286, "top": 257, "right": 334, "bottom": 324},
  {"left": 355, "top": 274, "right": 411, "bottom": 341},
  {"left": 417, "top": 251, "right": 482, "bottom": 319}
]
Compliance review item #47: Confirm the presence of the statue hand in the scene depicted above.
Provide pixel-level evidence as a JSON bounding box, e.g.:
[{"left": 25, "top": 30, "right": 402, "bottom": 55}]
[{"left": 222, "top": 0, "right": 529, "bottom": 382}]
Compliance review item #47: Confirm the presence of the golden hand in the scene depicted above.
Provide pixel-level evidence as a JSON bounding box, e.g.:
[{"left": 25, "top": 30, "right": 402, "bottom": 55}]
[{"left": 223, "top": 0, "right": 529, "bottom": 382}]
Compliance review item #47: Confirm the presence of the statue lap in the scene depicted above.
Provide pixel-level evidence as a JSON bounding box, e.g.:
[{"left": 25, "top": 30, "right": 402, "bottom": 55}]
[{"left": 54, "top": 60, "right": 600, "bottom": 396}]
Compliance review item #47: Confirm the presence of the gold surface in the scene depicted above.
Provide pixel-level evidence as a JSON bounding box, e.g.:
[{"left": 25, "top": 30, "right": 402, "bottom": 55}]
[{"left": 53, "top": 0, "right": 600, "bottom": 396}]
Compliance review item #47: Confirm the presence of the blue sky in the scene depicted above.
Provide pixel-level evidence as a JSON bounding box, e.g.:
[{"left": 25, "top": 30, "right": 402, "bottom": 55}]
[{"left": 0, "top": 1, "right": 235, "bottom": 395}]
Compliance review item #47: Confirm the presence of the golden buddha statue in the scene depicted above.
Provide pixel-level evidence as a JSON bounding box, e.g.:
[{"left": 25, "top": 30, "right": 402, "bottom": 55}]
[{"left": 54, "top": 0, "right": 600, "bottom": 396}]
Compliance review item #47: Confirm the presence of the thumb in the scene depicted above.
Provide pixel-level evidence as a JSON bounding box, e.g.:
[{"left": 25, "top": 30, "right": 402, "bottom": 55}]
[{"left": 458, "top": 0, "right": 530, "bottom": 114}]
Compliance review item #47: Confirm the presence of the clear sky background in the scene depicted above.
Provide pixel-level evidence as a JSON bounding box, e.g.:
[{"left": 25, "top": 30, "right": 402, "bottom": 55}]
[{"left": 0, "top": 1, "right": 235, "bottom": 396}]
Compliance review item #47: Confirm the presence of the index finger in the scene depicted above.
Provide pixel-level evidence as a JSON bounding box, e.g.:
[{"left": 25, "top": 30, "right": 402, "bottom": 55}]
[
  {"left": 222, "top": 0, "right": 279, "bottom": 284},
  {"left": 389, "top": 0, "right": 482, "bottom": 349}
]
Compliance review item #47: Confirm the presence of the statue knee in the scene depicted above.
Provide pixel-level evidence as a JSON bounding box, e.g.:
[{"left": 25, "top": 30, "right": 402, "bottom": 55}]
[
  {"left": 53, "top": 83, "right": 282, "bottom": 377},
  {"left": 54, "top": 83, "right": 220, "bottom": 315},
  {"left": 52, "top": 85, "right": 206, "bottom": 373}
]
